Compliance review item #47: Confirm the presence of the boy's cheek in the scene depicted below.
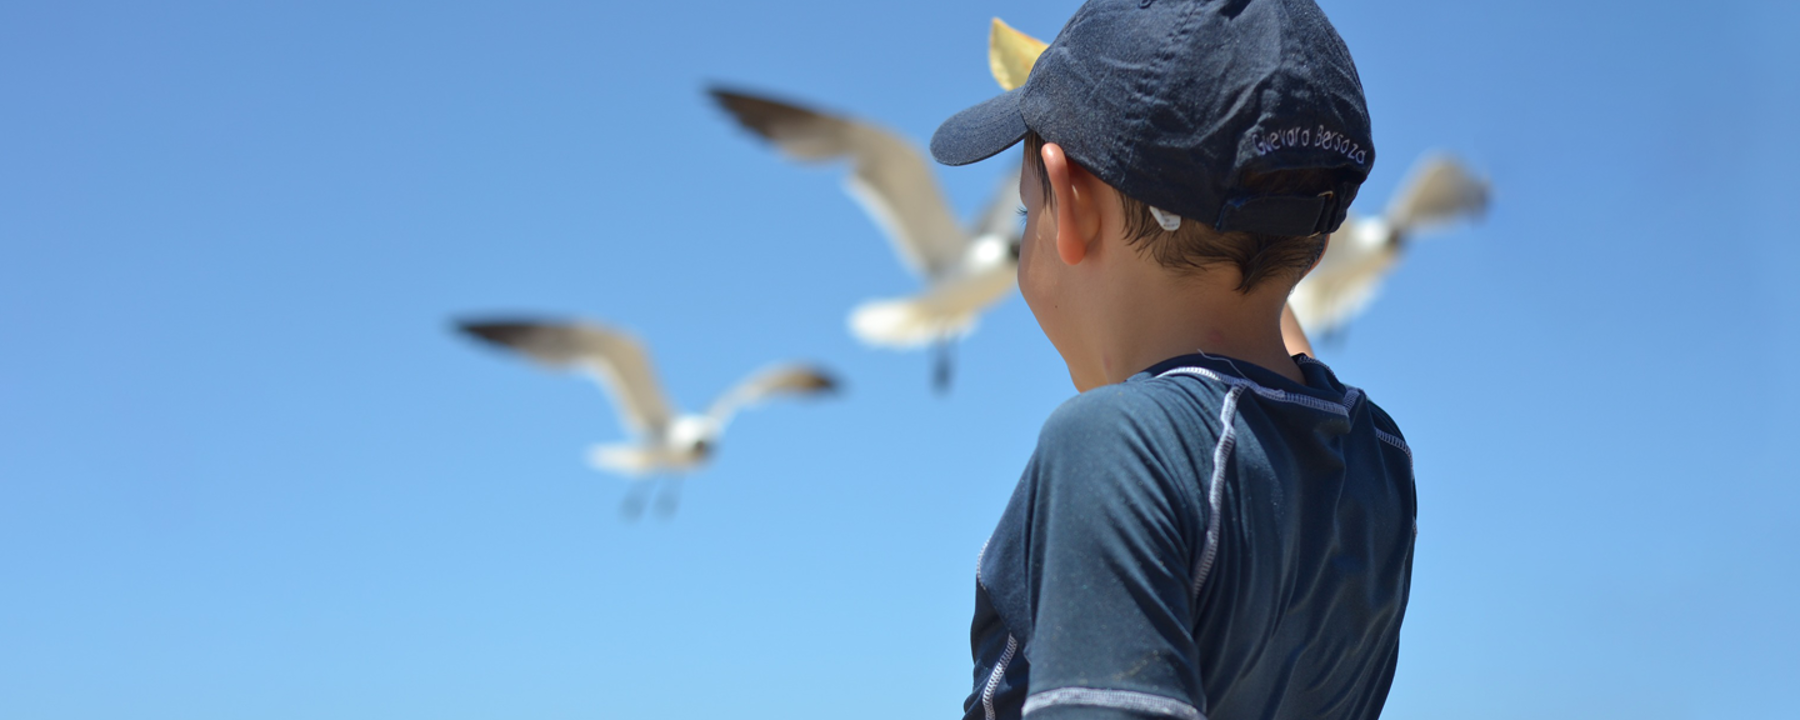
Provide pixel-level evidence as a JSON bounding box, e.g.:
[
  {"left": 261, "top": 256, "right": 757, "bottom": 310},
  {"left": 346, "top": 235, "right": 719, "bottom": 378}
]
[
  {"left": 1017, "top": 252, "right": 1077, "bottom": 376},
  {"left": 1016, "top": 221, "right": 1044, "bottom": 294},
  {"left": 1016, "top": 232, "right": 1057, "bottom": 328},
  {"left": 1016, "top": 233, "right": 1041, "bottom": 308}
]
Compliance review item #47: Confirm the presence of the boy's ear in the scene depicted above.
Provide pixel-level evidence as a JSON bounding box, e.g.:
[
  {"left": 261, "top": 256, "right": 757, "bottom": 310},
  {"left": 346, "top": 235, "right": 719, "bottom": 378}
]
[{"left": 1041, "top": 142, "right": 1100, "bottom": 266}]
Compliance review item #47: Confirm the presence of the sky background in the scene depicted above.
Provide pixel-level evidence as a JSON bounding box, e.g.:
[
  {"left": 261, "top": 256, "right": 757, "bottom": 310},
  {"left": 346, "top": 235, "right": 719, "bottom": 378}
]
[{"left": 3, "top": 1, "right": 1797, "bottom": 718}]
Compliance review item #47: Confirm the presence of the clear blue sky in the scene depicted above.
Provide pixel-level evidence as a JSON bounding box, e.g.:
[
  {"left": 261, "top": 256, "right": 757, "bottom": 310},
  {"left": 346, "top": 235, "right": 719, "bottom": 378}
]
[{"left": 3, "top": 1, "right": 1796, "bottom": 718}]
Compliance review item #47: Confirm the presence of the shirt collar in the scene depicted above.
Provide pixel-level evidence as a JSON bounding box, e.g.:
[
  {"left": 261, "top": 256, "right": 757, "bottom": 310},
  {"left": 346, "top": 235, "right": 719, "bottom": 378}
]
[{"left": 1138, "top": 352, "right": 1351, "bottom": 406}]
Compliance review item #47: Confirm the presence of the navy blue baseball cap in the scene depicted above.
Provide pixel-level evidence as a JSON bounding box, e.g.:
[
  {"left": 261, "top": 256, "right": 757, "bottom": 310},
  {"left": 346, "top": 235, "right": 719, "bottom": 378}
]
[{"left": 931, "top": 0, "right": 1373, "bottom": 237}]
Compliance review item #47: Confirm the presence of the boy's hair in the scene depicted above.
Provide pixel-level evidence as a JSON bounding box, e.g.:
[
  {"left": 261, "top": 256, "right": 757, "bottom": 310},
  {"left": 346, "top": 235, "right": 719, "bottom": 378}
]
[{"left": 1024, "top": 132, "right": 1335, "bottom": 293}]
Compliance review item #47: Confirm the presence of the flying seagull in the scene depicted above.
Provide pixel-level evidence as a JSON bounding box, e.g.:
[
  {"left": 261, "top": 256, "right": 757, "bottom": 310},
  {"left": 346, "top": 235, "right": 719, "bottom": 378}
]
[
  {"left": 458, "top": 318, "right": 838, "bottom": 513},
  {"left": 1289, "top": 153, "right": 1492, "bottom": 336},
  {"left": 708, "top": 86, "right": 1022, "bottom": 394}
]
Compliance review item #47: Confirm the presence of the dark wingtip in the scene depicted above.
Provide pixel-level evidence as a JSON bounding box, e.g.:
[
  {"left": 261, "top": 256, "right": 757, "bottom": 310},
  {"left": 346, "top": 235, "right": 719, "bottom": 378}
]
[
  {"left": 1472, "top": 180, "right": 1495, "bottom": 220},
  {"left": 704, "top": 82, "right": 754, "bottom": 106},
  {"left": 775, "top": 365, "right": 836, "bottom": 397},
  {"left": 706, "top": 85, "right": 776, "bottom": 141},
  {"left": 705, "top": 83, "right": 772, "bottom": 119},
  {"left": 703, "top": 83, "right": 738, "bottom": 108},
  {"left": 703, "top": 83, "right": 829, "bottom": 140},
  {"left": 453, "top": 317, "right": 547, "bottom": 348},
  {"left": 806, "top": 368, "right": 843, "bottom": 395}
]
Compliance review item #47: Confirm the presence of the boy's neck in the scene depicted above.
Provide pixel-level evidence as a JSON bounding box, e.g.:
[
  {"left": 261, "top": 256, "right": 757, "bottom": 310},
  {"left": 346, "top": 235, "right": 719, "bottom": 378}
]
[{"left": 1078, "top": 262, "right": 1302, "bottom": 390}]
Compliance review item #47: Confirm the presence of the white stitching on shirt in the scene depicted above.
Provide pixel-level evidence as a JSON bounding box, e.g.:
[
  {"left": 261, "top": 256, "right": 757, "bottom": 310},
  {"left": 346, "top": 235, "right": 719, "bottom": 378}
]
[
  {"left": 983, "top": 634, "right": 1018, "bottom": 720},
  {"left": 1374, "top": 430, "right": 1416, "bottom": 538},
  {"left": 1156, "top": 366, "right": 1350, "bottom": 416},
  {"left": 976, "top": 537, "right": 992, "bottom": 583},
  {"left": 1023, "top": 687, "right": 1206, "bottom": 720},
  {"left": 1191, "top": 385, "right": 1245, "bottom": 600},
  {"left": 1375, "top": 429, "right": 1412, "bottom": 462}
]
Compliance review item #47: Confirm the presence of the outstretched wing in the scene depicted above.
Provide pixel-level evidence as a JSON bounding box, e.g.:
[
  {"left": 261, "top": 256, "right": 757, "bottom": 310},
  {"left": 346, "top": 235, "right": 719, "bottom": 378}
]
[
  {"left": 705, "top": 363, "right": 839, "bottom": 429},
  {"left": 1289, "top": 218, "right": 1400, "bottom": 335},
  {"left": 1385, "top": 154, "right": 1490, "bottom": 236},
  {"left": 970, "top": 162, "right": 1024, "bottom": 243},
  {"left": 458, "top": 319, "right": 675, "bottom": 436},
  {"left": 709, "top": 87, "right": 968, "bottom": 278}
]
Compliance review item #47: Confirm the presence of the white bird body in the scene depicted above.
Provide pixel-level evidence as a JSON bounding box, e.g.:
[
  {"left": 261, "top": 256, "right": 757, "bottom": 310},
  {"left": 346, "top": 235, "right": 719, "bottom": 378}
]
[
  {"left": 459, "top": 319, "right": 837, "bottom": 477},
  {"left": 587, "top": 415, "right": 720, "bottom": 475},
  {"left": 710, "top": 87, "right": 1023, "bottom": 364},
  {"left": 850, "top": 231, "right": 1018, "bottom": 346},
  {"left": 1290, "top": 154, "right": 1491, "bottom": 334}
]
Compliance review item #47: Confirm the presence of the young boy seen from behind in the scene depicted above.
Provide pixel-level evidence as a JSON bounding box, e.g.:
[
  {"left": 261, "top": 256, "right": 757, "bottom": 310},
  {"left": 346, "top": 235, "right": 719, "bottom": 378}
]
[{"left": 930, "top": 1, "right": 1417, "bottom": 718}]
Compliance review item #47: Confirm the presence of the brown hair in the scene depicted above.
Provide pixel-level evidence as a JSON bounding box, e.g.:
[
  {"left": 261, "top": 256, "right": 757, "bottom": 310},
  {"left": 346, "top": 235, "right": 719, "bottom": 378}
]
[{"left": 1024, "top": 132, "right": 1338, "bottom": 293}]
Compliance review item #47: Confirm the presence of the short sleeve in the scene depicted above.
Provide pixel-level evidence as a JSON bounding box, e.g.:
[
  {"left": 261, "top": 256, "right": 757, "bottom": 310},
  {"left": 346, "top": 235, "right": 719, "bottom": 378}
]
[{"left": 1019, "top": 393, "right": 1207, "bottom": 720}]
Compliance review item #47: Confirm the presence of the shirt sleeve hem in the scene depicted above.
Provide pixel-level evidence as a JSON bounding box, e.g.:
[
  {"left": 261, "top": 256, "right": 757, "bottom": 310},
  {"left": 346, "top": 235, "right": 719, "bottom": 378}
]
[{"left": 1023, "top": 687, "right": 1204, "bottom": 720}]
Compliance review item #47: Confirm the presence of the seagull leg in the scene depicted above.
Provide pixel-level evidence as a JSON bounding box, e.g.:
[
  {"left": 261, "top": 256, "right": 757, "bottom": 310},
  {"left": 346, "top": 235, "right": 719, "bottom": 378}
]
[
  {"left": 654, "top": 477, "right": 684, "bottom": 517},
  {"left": 933, "top": 338, "right": 955, "bottom": 395},
  {"left": 619, "top": 482, "right": 652, "bottom": 521}
]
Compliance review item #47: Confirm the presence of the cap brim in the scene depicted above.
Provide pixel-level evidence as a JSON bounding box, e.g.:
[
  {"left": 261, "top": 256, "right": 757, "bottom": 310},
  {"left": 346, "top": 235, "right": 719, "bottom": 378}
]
[{"left": 930, "top": 87, "right": 1029, "bottom": 166}]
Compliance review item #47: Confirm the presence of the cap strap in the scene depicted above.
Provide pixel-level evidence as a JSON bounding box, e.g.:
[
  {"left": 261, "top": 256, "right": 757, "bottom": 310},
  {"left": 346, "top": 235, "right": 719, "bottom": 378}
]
[
  {"left": 1148, "top": 206, "right": 1183, "bottom": 231},
  {"left": 1215, "top": 191, "right": 1340, "bottom": 236}
]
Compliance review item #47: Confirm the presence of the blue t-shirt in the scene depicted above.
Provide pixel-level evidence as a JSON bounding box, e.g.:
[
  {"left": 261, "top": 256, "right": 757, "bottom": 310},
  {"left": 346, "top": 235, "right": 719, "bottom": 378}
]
[{"left": 966, "top": 353, "right": 1416, "bottom": 720}]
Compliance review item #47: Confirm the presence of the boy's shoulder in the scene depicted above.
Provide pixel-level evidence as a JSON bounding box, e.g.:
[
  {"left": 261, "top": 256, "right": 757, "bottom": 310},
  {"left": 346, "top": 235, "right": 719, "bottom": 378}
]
[
  {"left": 1039, "top": 367, "right": 1233, "bottom": 444},
  {"left": 1038, "top": 353, "right": 1407, "bottom": 459},
  {"left": 1029, "top": 363, "right": 1244, "bottom": 493}
]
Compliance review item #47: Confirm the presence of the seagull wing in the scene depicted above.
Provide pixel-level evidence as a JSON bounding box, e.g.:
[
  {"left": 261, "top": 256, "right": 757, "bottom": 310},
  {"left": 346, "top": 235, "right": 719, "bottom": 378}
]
[
  {"left": 970, "top": 162, "right": 1024, "bottom": 242},
  {"left": 705, "top": 363, "right": 839, "bottom": 429},
  {"left": 1290, "top": 229, "right": 1399, "bottom": 334},
  {"left": 1384, "top": 154, "right": 1491, "bottom": 236},
  {"left": 458, "top": 319, "right": 676, "bottom": 436},
  {"left": 709, "top": 87, "right": 968, "bottom": 277}
]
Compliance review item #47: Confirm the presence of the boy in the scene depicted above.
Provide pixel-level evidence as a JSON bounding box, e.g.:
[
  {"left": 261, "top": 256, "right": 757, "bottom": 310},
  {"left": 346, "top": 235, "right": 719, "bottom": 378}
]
[{"left": 929, "top": 1, "right": 1417, "bottom": 719}]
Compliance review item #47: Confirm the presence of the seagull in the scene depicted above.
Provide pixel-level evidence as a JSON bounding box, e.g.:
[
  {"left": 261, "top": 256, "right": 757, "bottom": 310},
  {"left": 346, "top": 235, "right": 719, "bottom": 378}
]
[
  {"left": 708, "top": 86, "right": 1023, "bottom": 394},
  {"left": 1290, "top": 153, "right": 1491, "bottom": 336},
  {"left": 458, "top": 318, "right": 838, "bottom": 513}
]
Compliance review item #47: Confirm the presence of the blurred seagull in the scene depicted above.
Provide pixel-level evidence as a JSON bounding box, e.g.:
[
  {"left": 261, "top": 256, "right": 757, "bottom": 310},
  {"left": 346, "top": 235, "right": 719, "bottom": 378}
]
[
  {"left": 458, "top": 318, "right": 838, "bottom": 513},
  {"left": 708, "top": 86, "right": 1022, "bottom": 394},
  {"left": 1290, "top": 154, "right": 1491, "bottom": 335}
]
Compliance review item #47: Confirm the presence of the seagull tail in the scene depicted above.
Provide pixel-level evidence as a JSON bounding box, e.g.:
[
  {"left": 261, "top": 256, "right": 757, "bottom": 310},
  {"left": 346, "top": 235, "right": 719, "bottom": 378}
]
[
  {"left": 849, "top": 297, "right": 976, "bottom": 349},
  {"left": 1384, "top": 153, "right": 1491, "bottom": 237}
]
